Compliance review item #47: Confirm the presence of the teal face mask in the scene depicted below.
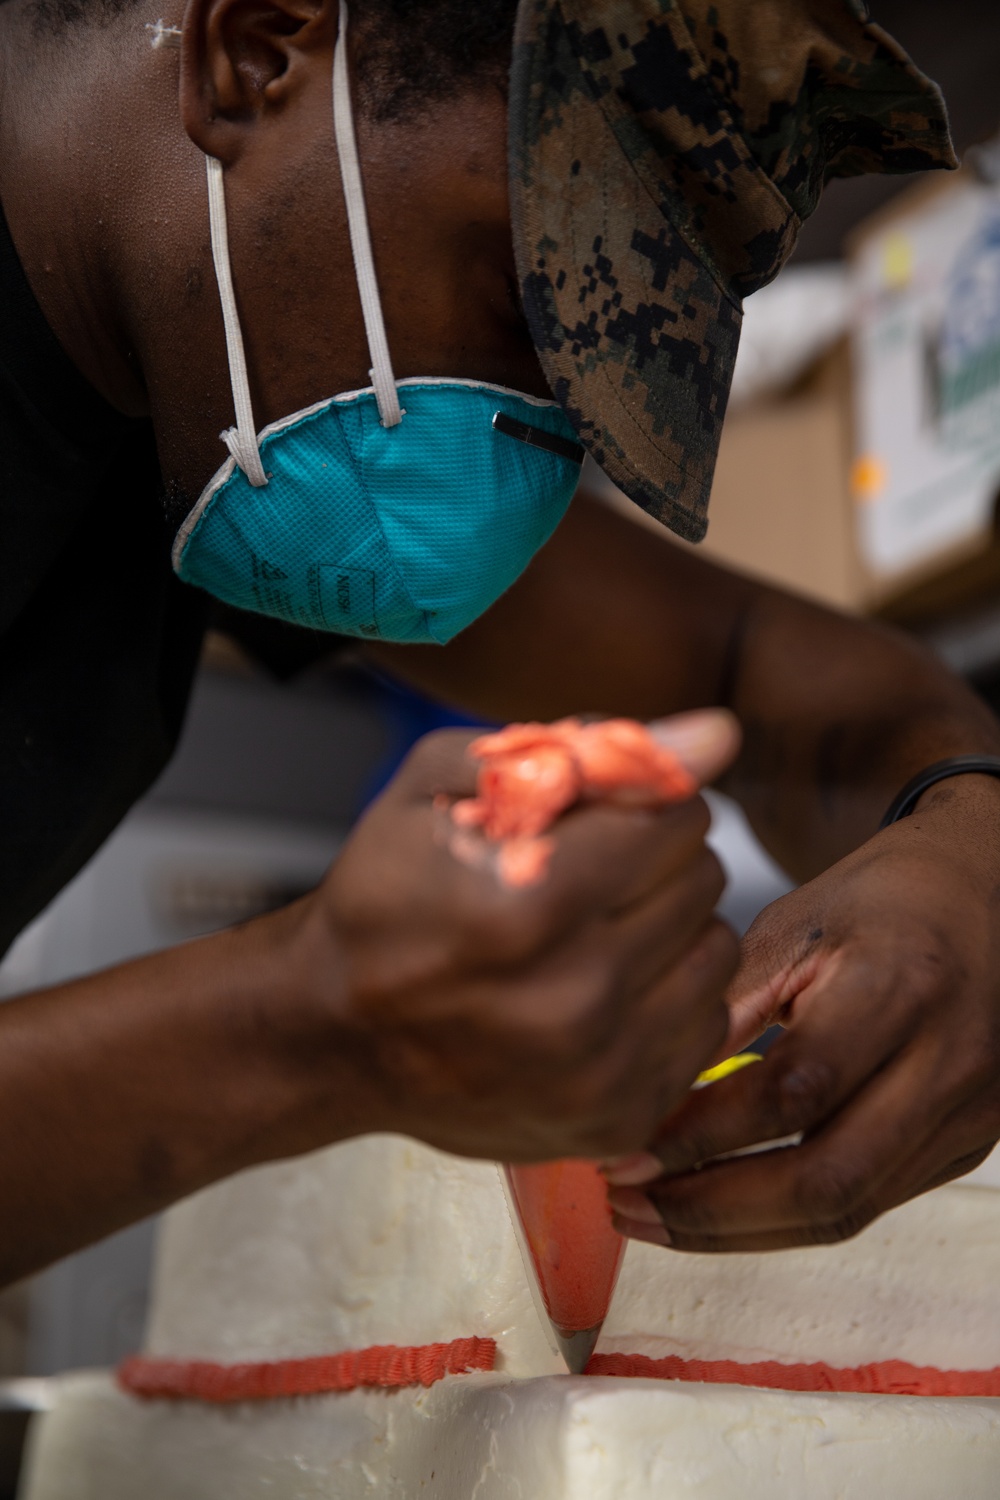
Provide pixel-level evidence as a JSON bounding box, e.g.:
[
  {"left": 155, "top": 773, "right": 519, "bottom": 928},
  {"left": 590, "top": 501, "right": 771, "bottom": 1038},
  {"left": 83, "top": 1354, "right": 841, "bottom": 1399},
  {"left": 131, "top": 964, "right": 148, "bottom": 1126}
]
[{"left": 172, "top": 0, "right": 583, "bottom": 645}]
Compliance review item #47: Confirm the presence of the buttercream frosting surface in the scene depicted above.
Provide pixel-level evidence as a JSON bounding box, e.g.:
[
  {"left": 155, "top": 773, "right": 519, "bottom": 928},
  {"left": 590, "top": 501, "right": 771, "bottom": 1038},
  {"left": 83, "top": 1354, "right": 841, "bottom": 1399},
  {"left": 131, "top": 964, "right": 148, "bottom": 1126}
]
[
  {"left": 22, "top": 1138, "right": 1000, "bottom": 1499},
  {"left": 147, "top": 1136, "right": 1000, "bottom": 1373},
  {"left": 21, "top": 1369, "right": 1000, "bottom": 1500}
]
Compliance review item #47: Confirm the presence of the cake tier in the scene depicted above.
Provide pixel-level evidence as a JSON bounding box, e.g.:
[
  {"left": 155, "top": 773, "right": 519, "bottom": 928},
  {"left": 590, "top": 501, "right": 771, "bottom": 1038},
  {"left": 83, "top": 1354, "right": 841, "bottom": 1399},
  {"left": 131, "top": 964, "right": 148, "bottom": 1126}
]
[
  {"left": 24, "top": 1141, "right": 1000, "bottom": 1498},
  {"left": 144, "top": 1137, "right": 1000, "bottom": 1374},
  {"left": 21, "top": 1369, "right": 1000, "bottom": 1500},
  {"left": 144, "top": 1137, "right": 563, "bottom": 1378}
]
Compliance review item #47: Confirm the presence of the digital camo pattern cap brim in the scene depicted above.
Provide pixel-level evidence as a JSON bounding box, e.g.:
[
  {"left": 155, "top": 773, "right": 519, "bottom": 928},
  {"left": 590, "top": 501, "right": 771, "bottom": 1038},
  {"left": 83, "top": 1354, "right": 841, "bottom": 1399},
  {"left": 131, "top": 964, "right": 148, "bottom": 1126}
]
[{"left": 509, "top": 0, "right": 957, "bottom": 542}]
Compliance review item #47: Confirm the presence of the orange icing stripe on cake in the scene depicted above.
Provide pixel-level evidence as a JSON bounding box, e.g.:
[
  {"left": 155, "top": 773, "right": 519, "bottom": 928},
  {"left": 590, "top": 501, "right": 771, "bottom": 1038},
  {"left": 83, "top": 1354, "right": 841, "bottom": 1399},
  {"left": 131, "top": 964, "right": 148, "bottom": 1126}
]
[
  {"left": 586, "top": 1351, "right": 1000, "bottom": 1398},
  {"left": 118, "top": 1337, "right": 497, "bottom": 1403},
  {"left": 119, "top": 1341, "right": 1000, "bottom": 1403}
]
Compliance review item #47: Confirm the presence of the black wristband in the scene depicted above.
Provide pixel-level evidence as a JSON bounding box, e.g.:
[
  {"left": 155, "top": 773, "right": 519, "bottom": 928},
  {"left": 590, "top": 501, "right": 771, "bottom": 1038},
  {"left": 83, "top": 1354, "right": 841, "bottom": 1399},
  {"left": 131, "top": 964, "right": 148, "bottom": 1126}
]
[{"left": 879, "top": 756, "right": 1000, "bottom": 829}]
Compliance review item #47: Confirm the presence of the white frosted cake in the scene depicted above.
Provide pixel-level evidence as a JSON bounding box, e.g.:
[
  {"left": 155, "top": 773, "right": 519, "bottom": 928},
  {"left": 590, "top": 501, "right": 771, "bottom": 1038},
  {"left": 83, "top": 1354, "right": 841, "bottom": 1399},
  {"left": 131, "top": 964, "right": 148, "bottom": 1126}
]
[{"left": 20, "top": 1136, "right": 1000, "bottom": 1499}]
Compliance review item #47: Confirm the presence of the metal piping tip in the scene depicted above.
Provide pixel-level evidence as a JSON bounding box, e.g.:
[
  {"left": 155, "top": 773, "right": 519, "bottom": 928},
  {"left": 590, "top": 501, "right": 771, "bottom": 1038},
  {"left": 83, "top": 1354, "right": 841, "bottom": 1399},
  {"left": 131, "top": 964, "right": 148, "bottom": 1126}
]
[{"left": 554, "top": 1324, "right": 602, "bottom": 1375}]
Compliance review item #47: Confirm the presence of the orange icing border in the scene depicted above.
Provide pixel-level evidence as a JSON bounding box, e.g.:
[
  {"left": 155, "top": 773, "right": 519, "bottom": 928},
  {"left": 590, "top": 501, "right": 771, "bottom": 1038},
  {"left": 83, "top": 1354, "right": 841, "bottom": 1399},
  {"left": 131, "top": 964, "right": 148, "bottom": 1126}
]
[
  {"left": 586, "top": 1351, "right": 1000, "bottom": 1397},
  {"left": 118, "top": 1337, "right": 497, "bottom": 1402},
  {"left": 118, "top": 1341, "right": 1000, "bottom": 1404}
]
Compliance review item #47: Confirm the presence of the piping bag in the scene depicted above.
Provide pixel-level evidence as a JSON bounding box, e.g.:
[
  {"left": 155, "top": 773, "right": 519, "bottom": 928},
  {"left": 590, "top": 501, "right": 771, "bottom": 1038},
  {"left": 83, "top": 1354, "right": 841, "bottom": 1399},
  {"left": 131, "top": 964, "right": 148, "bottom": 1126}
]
[
  {"left": 502, "top": 1055, "right": 761, "bottom": 1372},
  {"left": 503, "top": 1158, "right": 624, "bottom": 1371},
  {"left": 443, "top": 715, "right": 740, "bottom": 1372}
]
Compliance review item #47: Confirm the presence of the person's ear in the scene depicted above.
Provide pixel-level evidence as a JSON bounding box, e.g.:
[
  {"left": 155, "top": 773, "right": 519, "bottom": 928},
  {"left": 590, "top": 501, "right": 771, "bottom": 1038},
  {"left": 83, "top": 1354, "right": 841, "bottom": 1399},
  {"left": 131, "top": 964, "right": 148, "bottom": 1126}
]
[{"left": 179, "top": 0, "right": 333, "bottom": 163}]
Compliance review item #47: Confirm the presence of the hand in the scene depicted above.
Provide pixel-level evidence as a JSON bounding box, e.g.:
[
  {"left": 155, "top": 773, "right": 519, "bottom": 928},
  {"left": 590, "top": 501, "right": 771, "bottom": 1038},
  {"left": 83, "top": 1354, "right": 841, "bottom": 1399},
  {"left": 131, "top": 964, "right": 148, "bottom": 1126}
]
[
  {"left": 294, "top": 711, "right": 741, "bottom": 1164},
  {"left": 605, "top": 778, "right": 1000, "bottom": 1251}
]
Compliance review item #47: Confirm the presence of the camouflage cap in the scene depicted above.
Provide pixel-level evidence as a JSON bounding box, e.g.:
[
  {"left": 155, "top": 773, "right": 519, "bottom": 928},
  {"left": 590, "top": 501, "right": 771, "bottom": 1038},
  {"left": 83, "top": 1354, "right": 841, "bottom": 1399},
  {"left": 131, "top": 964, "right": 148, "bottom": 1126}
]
[{"left": 509, "top": 0, "right": 957, "bottom": 541}]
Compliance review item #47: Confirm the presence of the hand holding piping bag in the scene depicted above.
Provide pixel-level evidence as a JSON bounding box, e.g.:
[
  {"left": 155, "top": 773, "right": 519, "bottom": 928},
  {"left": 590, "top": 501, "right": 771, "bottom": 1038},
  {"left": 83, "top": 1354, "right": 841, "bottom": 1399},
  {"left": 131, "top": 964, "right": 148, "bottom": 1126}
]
[{"left": 322, "top": 709, "right": 741, "bottom": 1168}]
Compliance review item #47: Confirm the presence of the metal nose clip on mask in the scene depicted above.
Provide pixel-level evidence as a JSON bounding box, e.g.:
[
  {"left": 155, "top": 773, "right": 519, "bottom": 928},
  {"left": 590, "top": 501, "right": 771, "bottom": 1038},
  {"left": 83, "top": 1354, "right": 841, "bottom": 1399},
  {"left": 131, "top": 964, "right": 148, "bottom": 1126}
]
[{"left": 172, "top": 0, "right": 585, "bottom": 644}]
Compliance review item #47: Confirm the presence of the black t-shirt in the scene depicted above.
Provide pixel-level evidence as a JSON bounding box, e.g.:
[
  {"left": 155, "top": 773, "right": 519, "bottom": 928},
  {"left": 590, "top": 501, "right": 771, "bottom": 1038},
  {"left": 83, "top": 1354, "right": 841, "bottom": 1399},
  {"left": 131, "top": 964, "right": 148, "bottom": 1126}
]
[{"left": 0, "top": 202, "right": 207, "bottom": 959}]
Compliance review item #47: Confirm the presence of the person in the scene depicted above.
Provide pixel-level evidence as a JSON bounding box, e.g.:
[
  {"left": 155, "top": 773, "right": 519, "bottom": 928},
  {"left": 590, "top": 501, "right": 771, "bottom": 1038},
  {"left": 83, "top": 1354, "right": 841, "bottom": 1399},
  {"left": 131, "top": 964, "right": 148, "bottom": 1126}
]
[{"left": 0, "top": 0, "right": 998, "bottom": 1290}]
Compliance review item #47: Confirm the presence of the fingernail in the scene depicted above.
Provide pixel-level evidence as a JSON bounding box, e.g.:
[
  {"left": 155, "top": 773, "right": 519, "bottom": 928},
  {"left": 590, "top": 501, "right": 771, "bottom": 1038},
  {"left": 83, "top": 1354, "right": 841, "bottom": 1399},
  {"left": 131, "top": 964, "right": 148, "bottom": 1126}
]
[
  {"left": 612, "top": 1215, "right": 672, "bottom": 1248},
  {"left": 648, "top": 710, "right": 740, "bottom": 780},
  {"left": 606, "top": 1186, "right": 664, "bottom": 1224},
  {"left": 601, "top": 1152, "right": 663, "bottom": 1186},
  {"left": 648, "top": 710, "right": 737, "bottom": 754}
]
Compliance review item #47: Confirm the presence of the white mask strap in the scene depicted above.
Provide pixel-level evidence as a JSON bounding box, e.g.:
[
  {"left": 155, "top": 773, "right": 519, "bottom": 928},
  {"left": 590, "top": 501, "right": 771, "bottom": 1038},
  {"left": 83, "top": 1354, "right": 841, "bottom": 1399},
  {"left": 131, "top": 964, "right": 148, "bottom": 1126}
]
[
  {"left": 333, "top": 0, "right": 403, "bottom": 427},
  {"left": 205, "top": 155, "right": 268, "bottom": 487},
  {"left": 203, "top": 0, "right": 399, "bottom": 483}
]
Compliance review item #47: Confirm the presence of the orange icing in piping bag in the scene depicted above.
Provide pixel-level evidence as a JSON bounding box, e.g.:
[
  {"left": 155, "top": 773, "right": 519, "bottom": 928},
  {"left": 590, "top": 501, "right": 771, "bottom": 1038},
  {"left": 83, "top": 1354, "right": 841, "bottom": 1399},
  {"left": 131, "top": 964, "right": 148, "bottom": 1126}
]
[
  {"left": 450, "top": 718, "right": 696, "bottom": 888},
  {"left": 502, "top": 1062, "right": 757, "bottom": 1373},
  {"left": 504, "top": 1160, "right": 626, "bottom": 1373}
]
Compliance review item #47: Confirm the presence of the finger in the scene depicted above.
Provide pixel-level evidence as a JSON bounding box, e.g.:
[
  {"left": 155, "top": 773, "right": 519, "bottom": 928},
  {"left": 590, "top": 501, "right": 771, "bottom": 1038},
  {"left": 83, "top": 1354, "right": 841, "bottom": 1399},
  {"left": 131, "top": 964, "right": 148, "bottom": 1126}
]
[
  {"left": 541, "top": 794, "right": 716, "bottom": 923},
  {"left": 603, "top": 846, "right": 730, "bottom": 1001},
  {"left": 647, "top": 709, "right": 742, "bottom": 788},
  {"left": 859, "top": 1090, "right": 1000, "bottom": 1211},
  {"left": 396, "top": 736, "right": 706, "bottom": 908},
  {"left": 569, "top": 920, "right": 736, "bottom": 1157},
  {"left": 612, "top": 1129, "right": 998, "bottom": 1255},
  {"left": 720, "top": 899, "right": 829, "bottom": 1057},
  {"left": 605, "top": 799, "right": 721, "bottom": 917},
  {"left": 632, "top": 945, "right": 921, "bottom": 1181},
  {"left": 398, "top": 711, "right": 740, "bottom": 811},
  {"left": 398, "top": 725, "right": 725, "bottom": 927},
  {"left": 393, "top": 728, "right": 483, "bottom": 801},
  {"left": 630, "top": 918, "right": 736, "bottom": 1068},
  {"left": 419, "top": 794, "right": 721, "bottom": 984},
  {"left": 610, "top": 1032, "right": 965, "bottom": 1247},
  {"left": 609, "top": 1213, "right": 874, "bottom": 1255}
]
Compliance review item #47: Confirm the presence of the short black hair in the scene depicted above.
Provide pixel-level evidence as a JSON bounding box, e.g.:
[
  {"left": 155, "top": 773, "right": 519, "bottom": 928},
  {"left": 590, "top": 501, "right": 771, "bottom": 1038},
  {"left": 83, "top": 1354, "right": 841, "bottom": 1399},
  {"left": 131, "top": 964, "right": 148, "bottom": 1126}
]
[
  {"left": 28, "top": 0, "right": 519, "bottom": 118},
  {"left": 355, "top": 0, "right": 519, "bottom": 120}
]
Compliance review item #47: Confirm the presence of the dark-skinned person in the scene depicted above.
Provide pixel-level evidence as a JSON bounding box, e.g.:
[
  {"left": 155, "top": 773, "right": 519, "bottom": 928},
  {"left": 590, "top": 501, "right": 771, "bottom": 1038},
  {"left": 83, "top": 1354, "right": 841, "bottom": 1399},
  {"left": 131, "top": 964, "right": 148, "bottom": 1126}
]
[{"left": 1, "top": 0, "right": 998, "bottom": 1288}]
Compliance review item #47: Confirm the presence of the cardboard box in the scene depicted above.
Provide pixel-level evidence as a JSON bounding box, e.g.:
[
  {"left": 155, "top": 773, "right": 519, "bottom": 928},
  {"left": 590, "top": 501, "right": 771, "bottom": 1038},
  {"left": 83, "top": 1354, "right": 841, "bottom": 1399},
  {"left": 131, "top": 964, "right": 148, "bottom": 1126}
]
[
  {"left": 694, "top": 345, "right": 862, "bottom": 611},
  {"left": 601, "top": 165, "right": 1000, "bottom": 629},
  {"left": 850, "top": 166, "right": 1000, "bottom": 625}
]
